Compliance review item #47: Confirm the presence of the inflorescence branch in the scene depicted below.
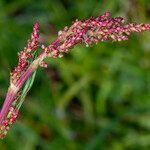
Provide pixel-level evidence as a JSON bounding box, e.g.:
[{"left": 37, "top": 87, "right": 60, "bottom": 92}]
[{"left": 0, "top": 12, "right": 149, "bottom": 139}]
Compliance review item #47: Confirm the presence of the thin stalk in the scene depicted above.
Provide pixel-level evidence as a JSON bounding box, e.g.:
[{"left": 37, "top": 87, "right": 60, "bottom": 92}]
[
  {"left": 0, "top": 90, "right": 15, "bottom": 123},
  {"left": 0, "top": 53, "right": 46, "bottom": 124}
]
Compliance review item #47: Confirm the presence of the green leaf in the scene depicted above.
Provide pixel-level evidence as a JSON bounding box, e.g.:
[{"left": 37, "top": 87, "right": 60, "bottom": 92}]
[{"left": 16, "top": 71, "right": 36, "bottom": 109}]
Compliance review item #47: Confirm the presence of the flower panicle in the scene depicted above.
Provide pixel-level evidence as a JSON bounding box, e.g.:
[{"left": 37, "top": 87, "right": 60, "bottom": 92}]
[
  {"left": 0, "top": 107, "right": 18, "bottom": 139},
  {"left": 0, "top": 22, "right": 40, "bottom": 138},
  {"left": 0, "top": 12, "right": 150, "bottom": 139},
  {"left": 10, "top": 22, "right": 40, "bottom": 84},
  {"left": 44, "top": 12, "right": 150, "bottom": 58}
]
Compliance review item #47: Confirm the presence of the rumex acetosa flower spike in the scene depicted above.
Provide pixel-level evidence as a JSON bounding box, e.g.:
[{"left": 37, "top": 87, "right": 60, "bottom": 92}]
[
  {"left": 44, "top": 12, "right": 150, "bottom": 57},
  {"left": 0, "top": 12, "right": 150, "bottom": 139},
  {"left": 0, "top": 22, "right": 40, "bottom": 139},
  {"left": 10, "top": 22, "right": 40, "bottom": 84},
  {"left": 0, "top": 107, "right": 18, "bottom": 139}
]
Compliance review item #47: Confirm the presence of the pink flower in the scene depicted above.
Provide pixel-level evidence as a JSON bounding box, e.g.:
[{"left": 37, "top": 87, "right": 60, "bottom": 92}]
[{"left": 0, "top": 12, "right": 150, "bottom": 139}]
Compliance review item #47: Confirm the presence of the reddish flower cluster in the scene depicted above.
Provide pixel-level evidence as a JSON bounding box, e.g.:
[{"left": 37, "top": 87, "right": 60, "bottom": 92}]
[
  {"left": 0, "top": 107, "right": 18, "bottom": 139},
  {"left": 0, "top": 12, "right": 150, "bottom": 139},
  {"left": 10, "top": 22, "right": 40, "bottom": 84},
  {"left": 45, "top": 12, "right": 150, "bottom": 56}
]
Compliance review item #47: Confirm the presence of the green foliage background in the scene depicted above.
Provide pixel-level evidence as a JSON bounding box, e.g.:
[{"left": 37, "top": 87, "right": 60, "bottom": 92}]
[{"left": 0, "top": 0, "right": 150, "bottom": 149}]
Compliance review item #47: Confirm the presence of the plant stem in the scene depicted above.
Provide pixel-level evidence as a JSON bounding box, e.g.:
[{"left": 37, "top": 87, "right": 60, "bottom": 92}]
[
  {"left": 0, "top": 89, "right": 15, "bottom": 124},
  {"left": 0, "top": 53, "right": 46, "bottom": 124}
]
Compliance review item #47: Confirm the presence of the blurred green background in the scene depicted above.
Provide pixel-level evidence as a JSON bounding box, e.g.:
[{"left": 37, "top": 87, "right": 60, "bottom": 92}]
[{"left": 0, "top": 0, "right": 150, "bottom": 149}]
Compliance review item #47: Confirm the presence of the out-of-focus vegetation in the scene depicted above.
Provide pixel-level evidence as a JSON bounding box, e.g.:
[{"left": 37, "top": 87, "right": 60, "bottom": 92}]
[{"left": 0, "top": 0, "right": 150, "bottom": 149}]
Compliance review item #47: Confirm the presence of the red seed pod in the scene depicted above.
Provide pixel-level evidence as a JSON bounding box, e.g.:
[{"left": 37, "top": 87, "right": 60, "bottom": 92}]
[
  {"left": 39, "top": 61, "right": 48, "bottom": 68},
  {"left": 0, "top": 12, "right": 149, "bottom": 140}
]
